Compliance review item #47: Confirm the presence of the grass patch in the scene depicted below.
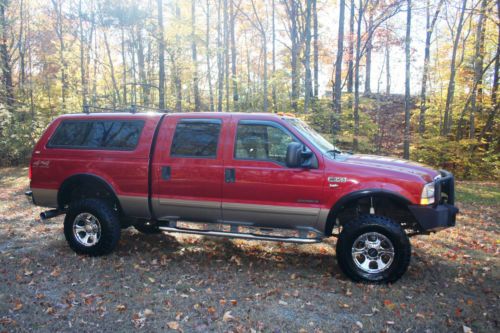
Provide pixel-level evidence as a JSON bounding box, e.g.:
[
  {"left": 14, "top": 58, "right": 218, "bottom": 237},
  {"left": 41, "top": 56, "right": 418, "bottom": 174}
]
[{"left": 456, "top": 181, "right": 500, "bottom": 206}]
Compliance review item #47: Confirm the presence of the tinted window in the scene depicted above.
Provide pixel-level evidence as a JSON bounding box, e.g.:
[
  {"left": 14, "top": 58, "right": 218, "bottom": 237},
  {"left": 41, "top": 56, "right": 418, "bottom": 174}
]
[
  {"left": 48, "top": 120, "right": 144, "bottom": 150},
  {"left": 235, "top": 123, "right": 296, "bottom": 163},
  {"left": 170, "top": 119, "right": 221, "bottom": 158}
]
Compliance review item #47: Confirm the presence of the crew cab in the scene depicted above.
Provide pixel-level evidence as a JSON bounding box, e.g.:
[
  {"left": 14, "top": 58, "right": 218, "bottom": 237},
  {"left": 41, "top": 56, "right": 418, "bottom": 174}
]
[{"left": 26, "top": 112, "right": 458, "bottom": 282}]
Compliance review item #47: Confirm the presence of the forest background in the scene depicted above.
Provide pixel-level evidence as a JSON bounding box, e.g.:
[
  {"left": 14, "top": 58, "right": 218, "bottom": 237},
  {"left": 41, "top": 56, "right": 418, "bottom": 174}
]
[{"left": 0, "top": 0, "right": 498, "bottom": 180}]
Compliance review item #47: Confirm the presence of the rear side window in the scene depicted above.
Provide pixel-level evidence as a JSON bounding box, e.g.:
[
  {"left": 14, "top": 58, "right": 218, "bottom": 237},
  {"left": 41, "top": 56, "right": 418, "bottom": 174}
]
[
  {"left": 170, "top": 119, "right": 221, "bottom": 158},
  {"left": 48, "top": 120, "right": 144, "bottom": 150}
]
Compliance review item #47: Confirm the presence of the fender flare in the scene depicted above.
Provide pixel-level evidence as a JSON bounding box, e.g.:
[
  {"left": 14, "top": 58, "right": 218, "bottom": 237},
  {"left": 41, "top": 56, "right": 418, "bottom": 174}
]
[
  {"left": 325, "top": 189, "right": 413, "bottom": 235},
  {"left": 58, "top": 173, "right": 121, "bottom": 211}
]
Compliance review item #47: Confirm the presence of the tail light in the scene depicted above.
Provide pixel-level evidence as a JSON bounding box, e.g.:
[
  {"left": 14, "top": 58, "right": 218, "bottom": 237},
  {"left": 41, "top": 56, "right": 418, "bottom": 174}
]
[{"left": 29, "top": 161, "right": 32, "bottom": 179}]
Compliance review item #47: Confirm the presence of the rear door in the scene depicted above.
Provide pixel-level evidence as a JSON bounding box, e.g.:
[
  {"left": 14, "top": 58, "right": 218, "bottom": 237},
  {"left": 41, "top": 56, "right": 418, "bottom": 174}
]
[
  {"left": 221, "top": 117, "right": 325, "bottom": 230},
  {"left": 152, "top": 116, "right": 226, "bottom": 221}
]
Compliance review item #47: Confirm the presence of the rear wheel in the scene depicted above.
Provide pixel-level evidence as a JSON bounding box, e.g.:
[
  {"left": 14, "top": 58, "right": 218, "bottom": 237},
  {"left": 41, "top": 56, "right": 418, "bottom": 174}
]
[
  {"left": 336, "top": 215, "right": 411, "bottom": 283},
  {"left": 64, "top": 199, "right": 121, "bottom": 256}
]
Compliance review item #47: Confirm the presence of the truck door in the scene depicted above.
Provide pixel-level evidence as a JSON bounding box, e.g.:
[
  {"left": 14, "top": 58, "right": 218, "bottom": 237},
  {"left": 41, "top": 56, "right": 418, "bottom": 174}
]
[
  {"left": 221, "top": 118, "right": 324, "bottom": 230},
  {"left": 151, "top": 116, "right": 226, "bottom": 222}
]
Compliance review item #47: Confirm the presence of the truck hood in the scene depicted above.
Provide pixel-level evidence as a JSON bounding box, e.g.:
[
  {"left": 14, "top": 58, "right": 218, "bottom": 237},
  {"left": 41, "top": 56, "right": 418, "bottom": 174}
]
[{"left": 339, "top": 154, "right": 439, "bottom": 183}]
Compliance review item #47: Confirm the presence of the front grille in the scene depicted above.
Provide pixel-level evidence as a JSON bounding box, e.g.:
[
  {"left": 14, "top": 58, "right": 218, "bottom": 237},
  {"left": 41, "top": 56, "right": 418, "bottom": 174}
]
[{"left": 434, "top": 170, "right": 455, "bottom": 206}]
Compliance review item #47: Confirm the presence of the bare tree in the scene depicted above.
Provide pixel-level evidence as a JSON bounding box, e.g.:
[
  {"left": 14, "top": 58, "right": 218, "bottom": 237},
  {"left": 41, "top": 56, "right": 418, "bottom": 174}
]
[
  {"left": 313, "top": 0, "right": 319, "bottom": 99},
  {"left": 303, "top": 0, "right": 312, "bottom": 113},
  {"left": 51, "top": 0, "right": 67, "bottom": 110},
  {"left": 418, "top": 0, "right": 444, "bottom": 134},
  {"left": 333, "top": 0, "right": 346, "bottom": 119},
  {"left": 205, "top": 0, "right": 214, "bottom": 112},
  {"left": 403, "top": 0, "right": 411, "bottom": 159},
  {"left": 192, "top": 0, "right": 200, "bottom": 111},
  {"left": 442, "top": 0, "right": 468, "bottom": 136},
  {"left": 347, "top": 0, "right": 355, "bottom": 94},
  {"left": 158, "top": 0, "right": 165, "bottom": 109}
]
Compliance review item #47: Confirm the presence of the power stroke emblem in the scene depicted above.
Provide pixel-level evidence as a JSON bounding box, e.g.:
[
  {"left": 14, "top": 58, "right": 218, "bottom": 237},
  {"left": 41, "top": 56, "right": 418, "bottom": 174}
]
[{"left": 328, "top": 176, "right": 347, "bottom": 188}]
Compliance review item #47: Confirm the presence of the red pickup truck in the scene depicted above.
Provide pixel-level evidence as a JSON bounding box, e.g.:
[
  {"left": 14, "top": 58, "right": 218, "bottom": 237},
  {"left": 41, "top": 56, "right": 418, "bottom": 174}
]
[{"left": 26, "top": 112, "right": 457, "bottom": 282}]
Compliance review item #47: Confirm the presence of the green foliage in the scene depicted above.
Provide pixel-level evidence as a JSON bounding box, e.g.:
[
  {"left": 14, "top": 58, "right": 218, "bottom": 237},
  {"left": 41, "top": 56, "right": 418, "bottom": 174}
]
[{"left": 412, "top": 137, "right": 500, "bottom": 180}]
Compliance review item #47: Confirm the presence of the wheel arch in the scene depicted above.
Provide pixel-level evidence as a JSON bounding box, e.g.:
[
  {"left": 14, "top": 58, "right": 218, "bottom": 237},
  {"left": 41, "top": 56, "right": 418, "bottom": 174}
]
[
  {"left": 324, "top": 189, "right": 414, "bottom": 236},
  {"left": 57, "top": 173, "right": 122, "bottom": 213}
]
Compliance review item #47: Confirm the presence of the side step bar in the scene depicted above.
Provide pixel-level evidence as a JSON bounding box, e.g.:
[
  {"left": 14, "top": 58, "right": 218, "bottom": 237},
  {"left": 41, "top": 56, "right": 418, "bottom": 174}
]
[{"left": 157, "top": 226, "right": 322, "bottom": 244}]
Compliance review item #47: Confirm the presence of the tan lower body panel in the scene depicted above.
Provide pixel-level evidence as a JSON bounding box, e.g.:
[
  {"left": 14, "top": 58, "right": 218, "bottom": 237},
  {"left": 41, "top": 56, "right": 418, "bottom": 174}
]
[
  {"left": 222, "top": 202, "right": 320, "bottom": 230},
  {"left": 153, "top": 198, "right": 221, "bottom": 221},
  {"left": 118, "top": 195, "right": 150, "bottom": 218},
  {"left": 31, "top": 188, "right": 58, "bottom": 208}
]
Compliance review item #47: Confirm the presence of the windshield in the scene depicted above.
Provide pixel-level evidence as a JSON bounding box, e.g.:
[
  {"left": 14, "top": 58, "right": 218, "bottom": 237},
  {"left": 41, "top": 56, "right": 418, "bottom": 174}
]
[{"left": 284, "top": 118, "right": 340, "bottom": 156}]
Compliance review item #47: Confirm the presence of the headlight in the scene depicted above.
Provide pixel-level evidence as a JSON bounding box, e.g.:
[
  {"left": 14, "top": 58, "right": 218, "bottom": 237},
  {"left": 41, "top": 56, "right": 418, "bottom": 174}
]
[{"left": 420, "top": 182, "right": 435, "bottom": 205}]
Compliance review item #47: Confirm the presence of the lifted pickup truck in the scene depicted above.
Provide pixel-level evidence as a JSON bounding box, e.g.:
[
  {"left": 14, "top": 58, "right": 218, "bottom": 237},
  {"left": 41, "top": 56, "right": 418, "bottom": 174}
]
[{"left": 27, "top": 112, "right": 458, "bottom": 282}]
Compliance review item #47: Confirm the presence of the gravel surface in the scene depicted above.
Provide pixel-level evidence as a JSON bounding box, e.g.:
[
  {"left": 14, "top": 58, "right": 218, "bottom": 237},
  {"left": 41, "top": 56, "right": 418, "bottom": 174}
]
[{"left": 0, "top": 167, "right": 498, "bottom": 332}]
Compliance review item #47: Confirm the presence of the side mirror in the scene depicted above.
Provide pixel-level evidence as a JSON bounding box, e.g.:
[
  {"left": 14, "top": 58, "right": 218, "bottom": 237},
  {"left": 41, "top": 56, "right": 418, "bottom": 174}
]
[{"left": 286, "top": 142, "right": 314, "bottom": 168}]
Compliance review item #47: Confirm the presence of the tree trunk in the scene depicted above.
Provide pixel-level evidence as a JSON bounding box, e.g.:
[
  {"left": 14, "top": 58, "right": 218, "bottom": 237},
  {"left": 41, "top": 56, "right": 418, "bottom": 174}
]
[
  {"left": 347, "top": 0, "right": 355, "bottom": 94},
  {"left": 250, "top": 0, "right": 268, "bottom": 112},
  {"left": 290, "top": 1, "right": 299, "bottom": 112},
  {"left": 418, "top": 0, "right": 444, "bottom": 134},
  {"left": 230, "top": 0, "right": 238, "bottom": 109},
  {"left": 158, "top": 0, "right": 165, "bottom": 109},
  {"left": 333, "top": 0, "right": 345, "bottom": 121},
  {"left": 304, "top": 0, "right": 312, "bottom": 113},
  {"left": 442, "top": 0, "right": 468, "bottom": 136},
  {"left": 272, "top": 0, "right": 277, "bottom": 111},
  {"left": 468, "top": 0, "right": 486, "bottom": 139},
  {"left": 223, "top": 0, "right": 229, "bottom": 112},
  {"left": 78, "top": 0, "right": 87, "bottom": 108},
  {"left": 364, "top": 12, "right": 373, "bottom": 95},
  {"left": 478, "top": 0, "right": 499, "bottom": 144},
  {"left": 51, "top": 0, "right": 66, "bottom": 110},
  {"left": 18, "top": 0, "right": 25, "bottom": 93},
  {"left": 121, "top": 26, "right": 127, "bottom": 106},
  {"left": 313, "top": 0, "right": 319, "bottom": 99},
  {"left": 174, "top": 3, "right": 182, "bottom": 112},
  {"left": 403, "top": 0, "right": 411, "bottom": 160},
  {"left": 217, "top": 0, "right": 223, "bottom": 112},
  {"left": 192, "top": 0, "right": 200, "bottom": 111},
  {"left": 136, "top": 28, "right": 149, "bottom": 106},
  {"left": 353, "top": 0, "right": 364, "bottom": 151},
  {"left": 206, "top": 0, "right": 214, "bottom": 112},
  {"left": 0, "top": 0, "right": 13, "bottom": 111},
  {"left": 385, "top": 39, "right": 391, "bottom": 95},
  {"left": 103, "top": 28, "right": 121, "bottom": 107}
]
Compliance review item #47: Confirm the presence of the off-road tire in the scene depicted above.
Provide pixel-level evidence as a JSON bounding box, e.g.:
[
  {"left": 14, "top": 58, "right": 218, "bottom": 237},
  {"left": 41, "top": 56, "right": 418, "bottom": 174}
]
[
  {"left": 134, "top": 223, "right": 162, "bottom": 234},
  {"left": 64, "top": 198, "right": 121, "bottom": 256},
  {"left": 336, "top": 215, "right": 411, "bottom": 283}
]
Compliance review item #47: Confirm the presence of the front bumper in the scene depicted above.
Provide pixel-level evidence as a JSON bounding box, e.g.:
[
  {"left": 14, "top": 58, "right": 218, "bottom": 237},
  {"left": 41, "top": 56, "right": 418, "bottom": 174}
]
[
  {"left": 408, "top": 203, "right": 458, "bottom": 232},
  {"left": 409, "top": 169, "right": 458, "bottom": 232}
]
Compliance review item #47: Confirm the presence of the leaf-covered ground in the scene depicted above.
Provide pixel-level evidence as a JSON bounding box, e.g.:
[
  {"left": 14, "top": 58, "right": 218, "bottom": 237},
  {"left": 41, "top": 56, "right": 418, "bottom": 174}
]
[{"left": 0, "top": 167, "right": 498, "bottom": 332}]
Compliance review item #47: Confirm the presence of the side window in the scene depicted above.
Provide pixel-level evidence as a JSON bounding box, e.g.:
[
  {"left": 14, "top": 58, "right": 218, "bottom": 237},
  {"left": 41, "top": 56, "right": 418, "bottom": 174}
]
[
  {"left": 170, "top": 119, "right": 221, "bottom": 158},
  {"left": 48, "top": 120, "right": 144, "bottom": 150},
  {"left": 235, "top": 123, "right": 296, "bottom": 163}
]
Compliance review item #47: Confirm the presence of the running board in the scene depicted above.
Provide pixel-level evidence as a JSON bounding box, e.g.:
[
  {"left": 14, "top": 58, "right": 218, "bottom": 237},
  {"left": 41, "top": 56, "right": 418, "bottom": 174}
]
[{"left": 157, "top": 226, "right": 323, "bottom": 244}]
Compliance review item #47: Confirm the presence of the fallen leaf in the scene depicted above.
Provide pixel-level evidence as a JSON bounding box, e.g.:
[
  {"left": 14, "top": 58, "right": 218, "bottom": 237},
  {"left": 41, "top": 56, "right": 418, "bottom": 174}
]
[
  {"left": 50, "top": 268, "right": 61, "bottom": 277},
  {"left": 116, "top": 304, "right": 127, "bottom": 312},
  {"left": 167, "top": 321, "right": 180, "bottom": 330},
  {"left": 13, "top": 300, "right": 23, "bottom": 311},
  {"left": 463, "top": 325, "right": 472, "bottom": 333},
  {"left": 278, "top": 300, "right": 288, "bottom": 305},
  {"left": 223, "top": 311, "right": 235, "bottom": 322},
  {"left": 144, "top": 309, "right": 154, "bottom": 317},
  {"left": 230, "top": 299, "right": 237, "bottom": 306},
  {"left": 383, "top": 299, "right": 396, "bottom": 311},
  {"left": 356, "top": 321, "right": 363, "bottom": 329}
]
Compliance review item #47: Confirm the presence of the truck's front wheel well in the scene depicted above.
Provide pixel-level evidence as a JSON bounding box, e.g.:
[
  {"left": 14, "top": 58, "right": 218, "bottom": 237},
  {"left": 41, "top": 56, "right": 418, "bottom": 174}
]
[{"left": 326, "top": 195, "right": 420, "bottom": 236}]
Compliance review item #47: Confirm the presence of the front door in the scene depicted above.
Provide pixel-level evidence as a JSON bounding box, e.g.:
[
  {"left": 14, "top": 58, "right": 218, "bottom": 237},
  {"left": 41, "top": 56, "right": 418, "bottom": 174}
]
[
  {"left": 152, "top": 117, "right": 225, "bottom": 222},
  {"left": 222, "top": 119, "right": 325, "bottom": 230}
]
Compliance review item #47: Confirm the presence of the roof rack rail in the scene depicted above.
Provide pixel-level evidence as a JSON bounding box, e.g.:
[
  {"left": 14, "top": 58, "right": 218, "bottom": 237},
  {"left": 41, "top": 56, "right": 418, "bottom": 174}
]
[{"left": 82, "top": 104, "right": 171, "bottom": 114}]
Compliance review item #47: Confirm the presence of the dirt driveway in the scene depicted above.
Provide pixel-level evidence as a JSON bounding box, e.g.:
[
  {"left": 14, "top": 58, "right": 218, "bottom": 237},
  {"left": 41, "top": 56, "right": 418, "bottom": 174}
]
[{"left": 0, "top": 167, "right": 498, "bottom": 332}]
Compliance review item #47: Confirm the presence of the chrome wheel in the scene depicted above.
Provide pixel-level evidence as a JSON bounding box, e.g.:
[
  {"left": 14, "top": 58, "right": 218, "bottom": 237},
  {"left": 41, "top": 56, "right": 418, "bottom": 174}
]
[
  {"left": 73, "top": 213, "right": 101, "bottom": 247},
  {"left": 351, "top": 232, "right": 395, "bottom": 274}
]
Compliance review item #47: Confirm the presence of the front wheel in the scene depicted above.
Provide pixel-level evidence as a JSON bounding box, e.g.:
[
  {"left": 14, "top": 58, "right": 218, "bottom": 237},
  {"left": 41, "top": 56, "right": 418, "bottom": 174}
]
[
  {"left": 336, "top": 215, "right": 411, "bottom": 283},
  {"left": 64, "top": 199, "right": 121, "bottom": 256}
]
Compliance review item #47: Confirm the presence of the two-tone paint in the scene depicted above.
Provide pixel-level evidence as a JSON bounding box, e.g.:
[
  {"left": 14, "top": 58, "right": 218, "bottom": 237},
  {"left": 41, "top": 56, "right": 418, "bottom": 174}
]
[{"left": 29, "top": 112, "right": 440, "bottom": 235}]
